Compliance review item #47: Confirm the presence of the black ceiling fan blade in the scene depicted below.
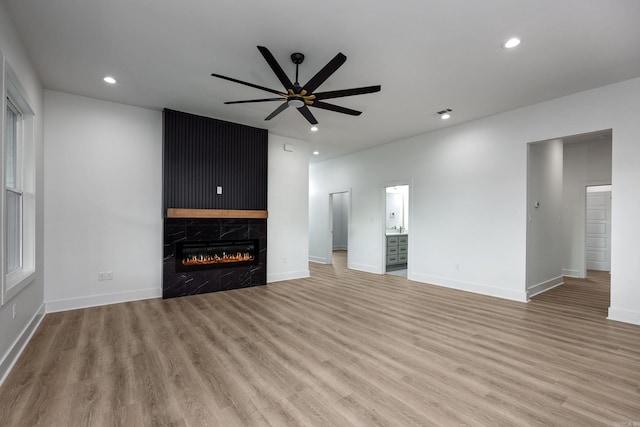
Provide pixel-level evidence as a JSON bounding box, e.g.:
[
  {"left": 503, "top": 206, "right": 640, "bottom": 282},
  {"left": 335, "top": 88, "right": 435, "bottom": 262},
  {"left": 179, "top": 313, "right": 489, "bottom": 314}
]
[
  {"left": 265, "top": 102, "right": 289, "bottom": 121},
  {"left": 311, "top": 101, "right": 362, "bottom": 116},
  {"left": 314, "top": 85, "right": 381, "bottom": 101},
  {"left": 297, "top": 105, "right": 318, "bottom": 125},
  {"left": 302, "top": 52, "right": 347, "bottom": 94},
  {"left": 225, "top": 97, "right": 284, "bottom": 105},
  {"left": 211, "top": 73, "right": 283, "bottom": 96},
  {"left": 257, "top": 46, "right": 294, "bottom": 91}
]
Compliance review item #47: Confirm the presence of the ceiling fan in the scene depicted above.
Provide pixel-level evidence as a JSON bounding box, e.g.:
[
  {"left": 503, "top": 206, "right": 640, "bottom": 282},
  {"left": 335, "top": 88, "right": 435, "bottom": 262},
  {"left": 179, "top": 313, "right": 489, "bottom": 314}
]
[{"left": 211, "top": 46, "right": 381, "bottom": 125}]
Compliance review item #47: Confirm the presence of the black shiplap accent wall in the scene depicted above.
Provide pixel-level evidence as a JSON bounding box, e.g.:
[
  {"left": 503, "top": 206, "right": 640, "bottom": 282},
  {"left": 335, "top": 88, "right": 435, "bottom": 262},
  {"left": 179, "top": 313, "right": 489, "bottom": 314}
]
[{"left": 163, "top": 109, "right": 268, "bottom": 213}]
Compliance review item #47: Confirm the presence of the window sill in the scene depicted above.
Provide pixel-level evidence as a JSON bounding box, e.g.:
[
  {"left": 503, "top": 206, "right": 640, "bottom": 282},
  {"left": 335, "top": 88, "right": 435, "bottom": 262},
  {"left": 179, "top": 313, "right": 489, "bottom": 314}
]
[{"left": 4, "top": 269, "right": 36, "bottom": 304}]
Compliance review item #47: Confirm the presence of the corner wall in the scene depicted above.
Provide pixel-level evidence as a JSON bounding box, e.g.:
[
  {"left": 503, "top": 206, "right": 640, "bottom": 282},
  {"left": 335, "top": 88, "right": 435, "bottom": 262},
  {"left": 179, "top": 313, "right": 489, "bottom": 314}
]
[
  {"left": 526, "top": 139, "right": 564, "bottom": 297},
  {"left": 0, "top": 2, "right": 45, "bottom": 384},
  {"left": 267, "top": 135, "right": 310, "bottom": 282},
  {"left": 309, "top": 77, "right": 640, "bottom": 325}
]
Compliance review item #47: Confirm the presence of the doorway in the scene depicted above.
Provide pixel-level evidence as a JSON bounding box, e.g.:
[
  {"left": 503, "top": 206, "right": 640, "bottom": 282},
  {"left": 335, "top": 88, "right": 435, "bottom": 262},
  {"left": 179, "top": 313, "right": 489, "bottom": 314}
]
[
  {"left": 525, "top": 129, "right": 612, "bottom": 316},
  {"left": 384, "top": 185, "right": 409, "bottom": 276},
  {"left": 329, "top": 191, "right": 350, "bottom": 265},
  {"left": 585, "top": 185, "right": 612, "bottom": 273}
]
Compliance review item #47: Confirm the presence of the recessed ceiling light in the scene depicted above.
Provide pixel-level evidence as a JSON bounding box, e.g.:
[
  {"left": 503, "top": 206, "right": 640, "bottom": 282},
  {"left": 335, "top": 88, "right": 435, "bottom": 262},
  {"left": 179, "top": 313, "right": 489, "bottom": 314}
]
[
  {"left": 502, "top": 37, "right": 521, "bottom": 49},
  {"left": 437, "top": 108, "right": 453, "bottom": 120},
  {"left": 310, "top": 126, "right": 318, "bottom": 132},
  {"left": 313, "top": 151, "right": 319, "bottom": 155},
  {"left": 103, "top": 76, "right": 117, "bottom": 84}
]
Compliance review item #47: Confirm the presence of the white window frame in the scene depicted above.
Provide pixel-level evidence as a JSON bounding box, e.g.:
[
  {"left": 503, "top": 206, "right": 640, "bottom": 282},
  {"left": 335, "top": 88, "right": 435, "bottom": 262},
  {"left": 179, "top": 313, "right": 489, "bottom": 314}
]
[{"left": 1, "top": 50, "right": 36, "bottom": 305}]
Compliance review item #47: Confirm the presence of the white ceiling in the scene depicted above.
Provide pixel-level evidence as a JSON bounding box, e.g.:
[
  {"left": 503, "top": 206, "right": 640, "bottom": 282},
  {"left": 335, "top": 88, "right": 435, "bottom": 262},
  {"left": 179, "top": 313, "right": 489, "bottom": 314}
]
[{"left": 4, "top": 0, "right": 640, "bottom": 162}]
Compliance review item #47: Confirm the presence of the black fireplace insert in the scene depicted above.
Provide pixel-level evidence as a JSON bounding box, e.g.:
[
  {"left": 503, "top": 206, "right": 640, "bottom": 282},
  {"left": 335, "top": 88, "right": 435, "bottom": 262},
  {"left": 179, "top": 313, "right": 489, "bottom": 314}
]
[{"left": 176, "top": 239, "right": 259, "bottom": 272}]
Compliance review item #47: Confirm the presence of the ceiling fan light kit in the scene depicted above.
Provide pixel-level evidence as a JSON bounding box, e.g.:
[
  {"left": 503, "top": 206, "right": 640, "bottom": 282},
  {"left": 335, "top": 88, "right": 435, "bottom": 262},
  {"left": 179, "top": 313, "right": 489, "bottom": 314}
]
[{"left": 211, "top": 46, "right": 381, "bottom": 125}]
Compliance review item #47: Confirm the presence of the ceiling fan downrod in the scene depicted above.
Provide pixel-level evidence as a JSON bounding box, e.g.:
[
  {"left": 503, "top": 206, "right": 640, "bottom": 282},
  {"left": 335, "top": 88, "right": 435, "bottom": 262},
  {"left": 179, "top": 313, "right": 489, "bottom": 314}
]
[{"left": 291, "top": 52, "right": 304, "bottom": 87}]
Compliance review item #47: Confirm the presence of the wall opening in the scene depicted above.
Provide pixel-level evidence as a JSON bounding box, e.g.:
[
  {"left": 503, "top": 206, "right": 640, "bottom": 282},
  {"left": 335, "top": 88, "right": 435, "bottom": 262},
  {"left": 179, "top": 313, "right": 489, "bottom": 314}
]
[
  {"left": 526, "top": 129, "right": 612, "bottom": 317},
  {"left": 384, "top": 184, "right": 409, "bottom": 277},
  {"left": 329, "top": 191, "right": 350, "bottom": 266}
]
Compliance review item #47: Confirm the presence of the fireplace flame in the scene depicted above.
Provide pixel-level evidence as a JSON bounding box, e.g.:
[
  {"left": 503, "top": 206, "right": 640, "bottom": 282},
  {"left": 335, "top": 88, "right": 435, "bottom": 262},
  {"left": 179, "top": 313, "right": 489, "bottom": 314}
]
[{"left": 182, "top": 251, "right": 254, "bottom": 266}]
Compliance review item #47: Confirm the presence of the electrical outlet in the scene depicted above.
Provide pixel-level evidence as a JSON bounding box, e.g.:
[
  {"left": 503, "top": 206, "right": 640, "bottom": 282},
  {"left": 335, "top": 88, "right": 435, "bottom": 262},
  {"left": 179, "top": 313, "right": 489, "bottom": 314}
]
[
  {"left": 99, "top": 271, "right": 113, "bottom": 281},
  {"left": 12, "top": 303, "right": 16, "bottom": 319}
]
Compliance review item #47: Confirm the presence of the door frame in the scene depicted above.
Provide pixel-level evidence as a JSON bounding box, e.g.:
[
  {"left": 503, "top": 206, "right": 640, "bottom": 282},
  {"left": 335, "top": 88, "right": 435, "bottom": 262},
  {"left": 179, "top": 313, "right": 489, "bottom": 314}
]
[
  {"left": 583, "top": 182, "right": 612, "bottom": 277},
  {"left": 327, "top": 189, "right": 351, "bottom": 265},
  {"left": 381, "top": 180, "right": 413, "bottom": 275}
]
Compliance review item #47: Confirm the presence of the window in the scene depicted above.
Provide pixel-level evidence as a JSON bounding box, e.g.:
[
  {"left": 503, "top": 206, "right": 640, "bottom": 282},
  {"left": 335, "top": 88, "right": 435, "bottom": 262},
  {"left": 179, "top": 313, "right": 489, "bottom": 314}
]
[
  {"left": 6, "top": 98, "right": 23, "bottom": 274},
  {"left": 1, "top": 53, "right": 36, "bottom": 304}
]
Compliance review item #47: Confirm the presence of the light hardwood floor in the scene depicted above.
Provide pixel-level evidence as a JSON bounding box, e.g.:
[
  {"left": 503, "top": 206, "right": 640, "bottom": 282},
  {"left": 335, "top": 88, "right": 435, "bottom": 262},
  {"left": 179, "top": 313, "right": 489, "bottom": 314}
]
[{"left": 1, "top": 253, "right": 639, "bottom": 426}]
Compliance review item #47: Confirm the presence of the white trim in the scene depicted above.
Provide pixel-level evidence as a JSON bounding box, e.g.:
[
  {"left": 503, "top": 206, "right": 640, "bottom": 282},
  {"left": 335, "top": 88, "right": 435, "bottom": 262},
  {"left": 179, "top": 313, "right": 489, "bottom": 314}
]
[
  {"left": 4, "top": 269, "right": 35, "bottom": 301},
  {"left": 348, "top": 262, "right": 382, "bottom": 275},
  {"left": 0, "top": 302, "right": 45, "bottom": 387},
  {"left": 409, "top": 272, "right": 529, "bottom": 302},
  {"left": 309, "top": 255, "right": 330, "bottom": 264},
  {"left": 527, "top": 275, "right": 564, "bottom": 299},
  {"left": 562, "top": 268, "right": 582, "bottom": 278},
  {"left": 608, "top": 307, "right": 640, "bottom": 326},
  {"left": 45, "top": 288, "right": 161, "bottom": 313},
  {"left": 267, "top": 269, "right": 310, "bottom": 283},
  {"left": 2, "top": 58, "right": 37, "bottom": 306}
]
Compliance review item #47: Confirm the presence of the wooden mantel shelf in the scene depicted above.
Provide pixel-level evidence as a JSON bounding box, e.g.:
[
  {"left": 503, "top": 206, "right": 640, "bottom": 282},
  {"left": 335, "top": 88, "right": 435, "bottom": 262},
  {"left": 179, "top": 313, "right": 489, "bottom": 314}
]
[{"left": 167, "top": 208, "right": 268, "bottom": 219}]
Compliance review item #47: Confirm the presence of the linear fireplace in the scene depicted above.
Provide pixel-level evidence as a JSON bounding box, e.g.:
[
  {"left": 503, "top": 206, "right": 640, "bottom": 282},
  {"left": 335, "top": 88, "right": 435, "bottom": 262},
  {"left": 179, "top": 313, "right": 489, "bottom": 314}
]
[{"left": 176, "top": 239, "right": 258, "bottom": 272}]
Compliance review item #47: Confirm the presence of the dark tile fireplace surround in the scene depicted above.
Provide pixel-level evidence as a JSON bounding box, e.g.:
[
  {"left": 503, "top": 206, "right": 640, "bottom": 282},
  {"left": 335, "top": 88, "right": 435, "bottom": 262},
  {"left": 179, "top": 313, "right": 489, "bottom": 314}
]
[
  {"left": 163, "top": 218, "right": 267, "bottom": 298},
  {"left": 162, "top": 109, "right": 268, "bottom": 299}
]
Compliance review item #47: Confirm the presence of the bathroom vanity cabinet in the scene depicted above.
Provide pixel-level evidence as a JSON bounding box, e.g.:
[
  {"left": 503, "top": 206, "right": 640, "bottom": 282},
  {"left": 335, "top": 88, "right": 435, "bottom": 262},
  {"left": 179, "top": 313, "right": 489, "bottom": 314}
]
[{"left": 386, "top": 234, "right": 408, "bottom": 269}]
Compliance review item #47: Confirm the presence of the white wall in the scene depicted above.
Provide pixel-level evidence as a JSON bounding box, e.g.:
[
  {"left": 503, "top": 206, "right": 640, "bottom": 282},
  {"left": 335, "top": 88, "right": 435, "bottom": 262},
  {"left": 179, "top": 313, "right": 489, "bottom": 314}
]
[
  {"left": 311, "top": 121, "right": 529, "bottom": 299},
  {"left": 526, "top": 139, "right": 564, "bottom": 296},
  {"left": 44, "top": 91, "right": 163, "bottom": 311},
  {"left": 562, "top": 138, "right": 612, "bottom": 277},
  {"left": 309, "top": 77, "right": 640, "bottom": 325},
  {"left": 0, "top": 2, "right": 45, "bottom": 383},
  {"left": 267, "top": 134, "right": 310, "bottom": 282}
]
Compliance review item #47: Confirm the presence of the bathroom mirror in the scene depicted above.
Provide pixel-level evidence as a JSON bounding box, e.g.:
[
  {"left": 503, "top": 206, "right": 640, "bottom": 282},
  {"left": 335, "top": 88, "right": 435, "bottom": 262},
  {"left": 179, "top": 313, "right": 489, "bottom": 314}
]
[{"left": 385, "top": 185, "right": 409, "bottom": 232}]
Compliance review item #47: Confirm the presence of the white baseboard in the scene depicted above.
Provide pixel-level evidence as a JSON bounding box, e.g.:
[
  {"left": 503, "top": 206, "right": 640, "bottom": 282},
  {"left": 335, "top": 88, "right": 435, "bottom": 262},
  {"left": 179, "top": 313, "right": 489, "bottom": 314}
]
[
  {"left": 409, "top": 273, "right": 528, "bottom": 302},
  {"left": 562, "top": 268, "right": 582, "bottom": 278},
  {"left": 309, "top": 256, "right": 329, "bottom": 264},
  {"left": 46, "top": 288, "right": 161, "bottom": 313},
  {"left": 267, "top": 270, "right": 310, "bottom": 283},
  {"left": 0, "top": 303, "right": 45, "bottom": 387},
  {"left": 608, "top": 307, "right": 640, "bottom": 326},
  {"left": 527, "top": 276, "right": 564, "bottom": 299},
  {"left": 348, "top": 263, "right": 382, "bottom": 275}
]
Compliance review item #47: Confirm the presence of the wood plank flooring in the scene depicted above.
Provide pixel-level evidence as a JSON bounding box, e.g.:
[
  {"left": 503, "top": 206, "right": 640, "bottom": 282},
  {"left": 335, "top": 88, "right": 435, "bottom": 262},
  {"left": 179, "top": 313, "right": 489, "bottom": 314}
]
[{"left": 1, "top": 253, "right": 639, "bottom": 426}]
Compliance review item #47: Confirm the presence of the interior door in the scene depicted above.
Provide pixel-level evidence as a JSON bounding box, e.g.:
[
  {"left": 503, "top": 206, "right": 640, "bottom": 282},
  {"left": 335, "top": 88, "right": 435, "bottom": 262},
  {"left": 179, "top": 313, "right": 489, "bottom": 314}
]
[{"left": 585, "top": 190, "right": 611, "bottom": 271}]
